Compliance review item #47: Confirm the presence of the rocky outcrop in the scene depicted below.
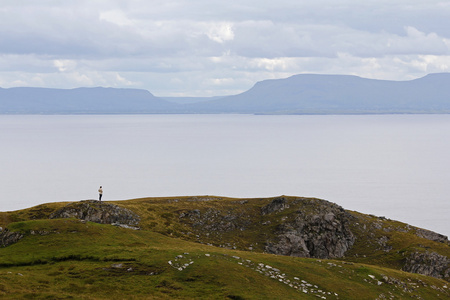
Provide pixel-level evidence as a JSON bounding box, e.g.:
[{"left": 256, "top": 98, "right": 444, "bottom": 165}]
[
  {"left": 0, "top": 227, "right": 24, "bottom": 247},
  {"left": 261, "top": 197, "right": 290, "bottom": 215},
  {"left": 178, "top": 196, "right": 355, "bottom": 259},
  {"left": 402, "top": 251, "right": 449, "bottom": 280},
  {"left": 49, "top": 200, "right": 140, "bottom": 227},
  {"left": 263, "top": 197, "right": 355, "bottom": 259},
  {"left": 415, "top": 228, "right": 448, "bottom": 244},
  {"left": 0, "top": 201, "right": 140, "bottom": 248}
]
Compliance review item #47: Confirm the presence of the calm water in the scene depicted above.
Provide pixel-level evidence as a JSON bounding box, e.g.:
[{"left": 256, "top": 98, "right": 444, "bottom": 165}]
[{"left": 1, "top": 114, "right": 449, "bottom": 236}]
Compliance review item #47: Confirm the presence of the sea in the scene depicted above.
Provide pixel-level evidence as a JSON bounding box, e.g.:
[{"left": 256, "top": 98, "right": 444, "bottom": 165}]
[{"left": 0, "top": 114, "right": 449, "bottom": 237}]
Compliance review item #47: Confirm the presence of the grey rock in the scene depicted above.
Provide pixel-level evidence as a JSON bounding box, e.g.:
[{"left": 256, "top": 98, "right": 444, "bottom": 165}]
[
  {"left": 415, "top": 228, "right": 448, "bottom": 243},
  {"left": 324, "top": 212, "right": 335, "bottom": 222},
  {"left": 376, "top": 236, "right": 392, "bottom": 252},
  {"left": 179, "top": 197, "right": 355, "bottom": 259},
  {"left": 111, "top": 223, "right": 140, "bottom": 230},
  {"left": 402, "top": 251, "right": 449, "bottom": 279},
  {"left": 0, "top": 229, "right": 24, "bottom": 247},
  {"left": 49, "top": 200, "right": 140, "bottom": 226},
  {"left": 261, "top": 196, "right": 290, "bottom": 215},
  {"left": 264, "top": 199, "right": 355, "bottom": 259},
  {"left": 266, "top": 232, "right": 310, "bottom": 257}
]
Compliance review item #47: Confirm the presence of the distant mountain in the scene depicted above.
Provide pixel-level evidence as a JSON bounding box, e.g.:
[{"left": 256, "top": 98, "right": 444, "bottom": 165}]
[
  {"left": 1, "top": 73, "right": 450, "bottom": 114},
  {"left": 0, "top": 87, "right": 176, "bottom": 114},
  {"left": 191, "top": 73, "right": 450, "bottom": 114},
  {"left": 161, "top": 96, "right": 227, "bottom": 104}
]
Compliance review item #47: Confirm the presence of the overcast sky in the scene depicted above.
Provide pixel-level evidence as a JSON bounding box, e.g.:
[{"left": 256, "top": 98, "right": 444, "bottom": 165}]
[{"left": 1, "top": 1, "right": 450, "bottom": 96}]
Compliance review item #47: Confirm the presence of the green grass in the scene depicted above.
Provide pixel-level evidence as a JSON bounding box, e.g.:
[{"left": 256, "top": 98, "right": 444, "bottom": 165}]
[{"left": 0, "top": 196, "right": 449, "bottom": 299}]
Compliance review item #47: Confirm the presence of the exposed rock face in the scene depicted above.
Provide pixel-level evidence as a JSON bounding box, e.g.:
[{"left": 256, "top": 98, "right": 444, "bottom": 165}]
[
  {"left": 402, "top": 251, "right": 449, "bottom": 280},
  {"left": 0, "top": 228, "right": 23, "bottom": 247},
  {"left": 415, "top": 228, "right": 448, "bottom": 244},
  {"left": 49, "top": 200, "right": 140, "bottom": 226},
  {"left": 178, "top": 196, "right": 356, "bottom": 259},
  {"left": 261, "top": 197, "right": 290, "bottom": 215},
  {"left": 263, "top": 197, "right": 356, "bottom": 259}
]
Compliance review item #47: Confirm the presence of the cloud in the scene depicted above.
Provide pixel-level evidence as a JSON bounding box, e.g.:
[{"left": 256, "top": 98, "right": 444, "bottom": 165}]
[
  {"left": 53, "top": 60, "right": 77, "bottom": 72},
  {"left": 205, "top": 22, "right": 235, "bottom": 43},
  {"left": 99, "top": 10, "right": 134, "bottom": 27},
  {"left": 1, "top": 1, "right": 450, "bottom": 95}
]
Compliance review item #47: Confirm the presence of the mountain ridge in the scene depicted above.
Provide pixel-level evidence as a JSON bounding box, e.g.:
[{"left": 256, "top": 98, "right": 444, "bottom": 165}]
[
  {"left": 0, "top": 86, "right": 176, "bottom": 114},
  {"left": 1, "top": 73, "right": 450, "bottom": 114},
  {"left": 191, "top": 73, "right": 450, "bottom": 114}
]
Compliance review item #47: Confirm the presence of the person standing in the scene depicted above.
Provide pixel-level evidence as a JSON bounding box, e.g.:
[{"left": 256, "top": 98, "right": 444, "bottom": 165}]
[{"left": 98, "top": 186, "right": 103, "bottom": 201}]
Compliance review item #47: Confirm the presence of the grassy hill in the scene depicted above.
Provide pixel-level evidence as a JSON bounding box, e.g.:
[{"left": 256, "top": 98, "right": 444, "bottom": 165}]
[{"left": 0, "top": 196, "right": 448, "bottom": 299}]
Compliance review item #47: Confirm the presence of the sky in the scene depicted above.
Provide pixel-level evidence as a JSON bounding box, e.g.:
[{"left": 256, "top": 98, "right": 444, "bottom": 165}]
[{"left": 1, "top": 0, "right": 450, "bottom": 96}]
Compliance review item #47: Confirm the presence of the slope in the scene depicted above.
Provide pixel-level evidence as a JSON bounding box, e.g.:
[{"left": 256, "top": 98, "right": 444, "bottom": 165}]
[
  {"left": 192, "top": 73, "right": 450, "bottom": 114},
  {"left": 0, "top": 196, "right": 449, "bottom": 299},
  {"left": 0, "top": 87, "right": 177, "bottom": 114},
  {"left": 0, "top": 218, "right": 448, "bottom": 299}
]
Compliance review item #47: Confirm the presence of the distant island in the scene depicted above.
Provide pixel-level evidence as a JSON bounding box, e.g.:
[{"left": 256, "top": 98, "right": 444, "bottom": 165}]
[{"left": 1, "top": 73, "right": 450, "bottom": 114}]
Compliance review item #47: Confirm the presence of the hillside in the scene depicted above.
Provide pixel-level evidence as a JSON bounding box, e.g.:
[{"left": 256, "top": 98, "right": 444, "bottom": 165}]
[
  {"left": 192, "top": 73, "right": 450, "bottom": 114},
  {"left": 0, "top": 196, "right": 448, "bottom": 299},
  {"left": 1, "top": 73, "right": 450, "bottom": 114},
  {"left": 0, "top": 87, "right": 176, "bottom": 114}
]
